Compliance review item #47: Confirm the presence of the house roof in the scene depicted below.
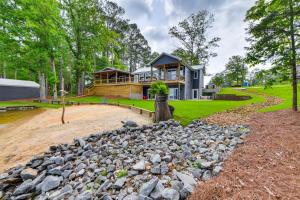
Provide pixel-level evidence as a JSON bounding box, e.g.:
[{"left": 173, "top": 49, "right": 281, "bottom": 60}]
[
  {"left": 190, "top": 65, "right": 205, "bottom": 70},
  {"left": 148, "top": 52, "right": 182, "bottom": 66},
  {"left": 94, "top": 67, "right": 131, "bottom": 75},
  {"left": 132, "top": 67, "right": 158, "bottom": 74},
  {"left": 0, "top": 78, "right": 39, "bottom": 88}
]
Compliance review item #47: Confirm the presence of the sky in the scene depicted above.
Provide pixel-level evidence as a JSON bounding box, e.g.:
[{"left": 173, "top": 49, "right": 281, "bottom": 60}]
[{"left": 112, "top": 0, "right": 256, "bottom": 74}]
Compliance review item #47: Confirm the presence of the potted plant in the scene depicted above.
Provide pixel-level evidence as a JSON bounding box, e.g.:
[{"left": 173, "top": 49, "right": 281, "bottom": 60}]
[{"left": 150, "top": 81, "right": 172, "bottom": 122}]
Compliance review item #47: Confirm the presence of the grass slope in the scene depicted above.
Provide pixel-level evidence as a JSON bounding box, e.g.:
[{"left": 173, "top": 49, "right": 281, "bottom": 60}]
[
  {"left": 70, "top": 90, "right": 264, "bottom": 125},
  {"left": 245, "top": 84, "right": 300, "bottom": 112}
]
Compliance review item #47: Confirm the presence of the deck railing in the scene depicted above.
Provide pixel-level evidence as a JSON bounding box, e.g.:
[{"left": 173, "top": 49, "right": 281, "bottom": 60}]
[{"left": 94, "top": 76, "right": 185, "bottom": 85}]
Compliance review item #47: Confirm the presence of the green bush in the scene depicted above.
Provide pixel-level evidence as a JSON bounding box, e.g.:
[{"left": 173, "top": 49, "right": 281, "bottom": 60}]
[
  {"left": 115, "top": 169, "right": 128, "bottom": 178},
  {"left": 150, "top": 81, "right": 169, "bottom": 96}
]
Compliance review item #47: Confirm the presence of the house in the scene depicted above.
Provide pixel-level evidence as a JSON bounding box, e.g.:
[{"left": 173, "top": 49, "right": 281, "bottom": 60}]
[
  {"left": 0, "top": 78, "right": 40, "bottom": 101},
  {"left": 86, "top": 53, "right": 219, "bottom": 100}
]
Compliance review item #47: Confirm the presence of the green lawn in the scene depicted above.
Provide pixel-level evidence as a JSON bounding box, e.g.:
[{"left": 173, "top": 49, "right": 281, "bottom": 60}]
[
  {"left": 1, "top": 84, "right": 298, "bottom": 125},
  {"left": 245, "top": 84, "right": 300, "bottom": 112},
  {"left": 0, "top": 100, "right": 61, "bottom": 108},
  {"left": 69, "top": 90, "right": 264, "bottom": 125}
]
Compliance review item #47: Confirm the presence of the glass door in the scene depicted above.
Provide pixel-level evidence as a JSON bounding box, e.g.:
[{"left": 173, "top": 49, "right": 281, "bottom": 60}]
[{"left": 169, "top": 88, "right": 178, "bottom": 100}]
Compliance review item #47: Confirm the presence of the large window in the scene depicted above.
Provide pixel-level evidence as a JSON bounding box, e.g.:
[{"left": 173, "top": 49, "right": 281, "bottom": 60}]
[
  {"left": 194, "top": 71, "right": 198, "bottom": 79},
  {"left": 167, "top": 70, "right": 177, "bottom": 80},
  {"left": 169, "top": 88, "right": 178, "bottom": 100}
]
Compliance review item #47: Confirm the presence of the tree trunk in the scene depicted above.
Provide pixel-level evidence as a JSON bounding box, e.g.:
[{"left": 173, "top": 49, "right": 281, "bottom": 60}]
[
  {"left": 50, "top": 57, "right": 58, "bottom": 100},
  {"left": 14, "top": 69, "right": 17, "bottom": 79},
  {"left": 61, "top": 76, "right": 65, "bottom": 124},
  {"left": 3, "top": 61, "right": 6, "bottom": 78},
  {"left": 289, "top": 0, "right": 297, "bottom": 111},
  {"left": 39, "top": 72, "right": 47, "bottom": 101},
  {"left": 45, "top": 77, "right": 49, "bottom": 98},
  {"left": 155, "top": 94, "right": 172, "bottom": 122},
  {"left": 59, "top": 57, "right": 63, "bottom": 94}
]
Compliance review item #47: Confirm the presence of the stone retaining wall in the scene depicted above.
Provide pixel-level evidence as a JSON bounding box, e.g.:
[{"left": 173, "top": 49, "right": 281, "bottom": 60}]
[
  {"left": 215, "top": 94, "right": 251, "bottom": 101},
  {"left": 0, "top": 105, "right": 38, "bottom": 112}
]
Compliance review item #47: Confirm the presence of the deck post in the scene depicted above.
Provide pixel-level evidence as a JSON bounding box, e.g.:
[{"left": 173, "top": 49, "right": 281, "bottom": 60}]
[
  {"left": 115, "top": 71, "right": 118, "bottom": 84},
  {"left": 151, "top": 65, "right": 153, "bottom": 82},
  {"left": 177, "top": 63, "right": 180, "bottom": 80},
  {"left": 164, "top": 65, "right": 167, "bottom": 80}
]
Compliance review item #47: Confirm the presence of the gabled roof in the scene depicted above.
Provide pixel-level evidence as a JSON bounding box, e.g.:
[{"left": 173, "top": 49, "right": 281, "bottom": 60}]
[
  {"left": 148, "top": 52, "right": 182, "bottom": 66},
  {"left": 94, "top": 67, "right": 131, "bottom": 75},
  {"left": 0, "top": 78, "right": 39, "bottom": 88}
]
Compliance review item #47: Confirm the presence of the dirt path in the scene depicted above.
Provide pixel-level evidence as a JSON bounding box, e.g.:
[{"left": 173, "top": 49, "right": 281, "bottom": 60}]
[
  {"left": 0, "top": 105, "right": 152, "bottom": 172},
  {"left": 189, "top": 110, "right": 300, "bottom": 200}
]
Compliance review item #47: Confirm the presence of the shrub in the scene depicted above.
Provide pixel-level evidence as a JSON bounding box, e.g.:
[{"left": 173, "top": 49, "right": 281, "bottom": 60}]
[
  {"left": 115, "top": 169, "right": 128, "bottom": 178},
  {"left": 150, "top": 81, "right": 169, "bottom": 96}
]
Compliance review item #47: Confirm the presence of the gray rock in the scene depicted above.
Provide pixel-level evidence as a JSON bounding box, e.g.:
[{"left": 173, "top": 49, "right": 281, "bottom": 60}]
[
  {"left": 161, "top": 188, "right": 180, "bottom": 200},
  {"left": 77, "top": 169, "right": 85, "bottom": 176},
  {"left": 0, "top": 173, "right": 9, "bottom": 180},
  {"left": 13, "top": 179, "right": 34, "bottom": 196},
  {"left": 123, "top": 193, "right": 139, "bottom": 200},
  {"left": 138, "top": 195, "right": 153, "bottom": 200},
  {"left": 212, "top": 165, "right": 223, "bottom": 176},
  {"left": 75, "top": 190, "right": 92, "bottom": 200},
  {"left": 76, "top": 163, "right": 87, "bottom": 172},
  {"left": 150, "top": 165, "right": 161, "bottom": 175},
  {"left": 36, "top": 175, "right": 62, "bottom": 193},
  {"left": 122, "top": 120, "right": 138, "bottom": 128},
  {"left": 132, "top": 160, "right": 145, "bottom": 171},
  {"left": 150, "top": 181, "right": 164, "bottom": 200},
  {"left": 74, "top": 137, "right": 86, "bottom": 147},
  {"left": 20, "top": 168, "right": 38, "bottom": 181},
  {"left": 114, "top": 177, "right": 126, "bottom": 189},
  {"left": 50, "top": 156, "right": 64, "bottom": 165},
  {"left": 150, "top": 154, "right": 161, "bottom": 164},
  {"left": 202, "top": 170, "right": 212, "bottom": 181},
  {"left": 160, "top": 163, "right": 169, "bottom": 175},
  {"left": 170, "top": 180, "right": 184, "bottom": 192},
  {"left": 48, "top": 166, "right": 62, "bottom": 176},
  {"left": 13, "top": 193, "right": 33, "bottom": 200},
  {"left": 139, "top": 177, "right": 159, "bottom": 196},
  {"left": 174, "top": 170, "right": 197, "bottom": 187},
  {"left": 179, "top": 184, "right": 194, "bottom": 199}
]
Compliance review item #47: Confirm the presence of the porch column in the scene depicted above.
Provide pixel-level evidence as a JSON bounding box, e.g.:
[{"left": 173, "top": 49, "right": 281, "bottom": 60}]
[
  {"left": 150, "top": 65, "right": 153, "bottom": 82},
  {"left": 115, "top": 71, "right": 118, "bottom": 84},
  {"left": 164, "top": 65, "right": 167, "bottom": 80},
  {"left": 129, "top": 74, "right": 131, "bottom": 83},
  {"left": 106, "top": 72, "right": 109, "bottom": 83},
  {"left": 178, "top": 83, "right": 181, "bottom": 100},
  {"left": 177, "top": 63, "right": 180, "bottom": 81}
]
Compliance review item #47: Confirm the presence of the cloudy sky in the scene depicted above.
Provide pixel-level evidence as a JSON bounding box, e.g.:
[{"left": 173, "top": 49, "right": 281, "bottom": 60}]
[{"left": 113, "top": 0, "right": 256, "bottom": 74}]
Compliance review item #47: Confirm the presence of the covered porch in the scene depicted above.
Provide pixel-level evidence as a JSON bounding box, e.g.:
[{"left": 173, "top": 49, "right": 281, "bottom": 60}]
[{"left": 94, "top": 67, "right": 134, "bottom": 85}]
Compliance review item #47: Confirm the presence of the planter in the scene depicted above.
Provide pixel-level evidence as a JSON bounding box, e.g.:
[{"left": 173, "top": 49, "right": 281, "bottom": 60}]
[{"left": 155, "top": 94, "right": 172, "bottom": 122}]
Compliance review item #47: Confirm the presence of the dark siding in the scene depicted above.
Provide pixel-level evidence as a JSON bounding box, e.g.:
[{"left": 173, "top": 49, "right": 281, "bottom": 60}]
[
  {"left": 192, "top": 71, "right": 200, "bottom": 89},
  {"left": 0, "top": 86, "right": 39, "bottom": 101},
  {"left": 152, "top": 55, "right": 179, "bottom": 66}
]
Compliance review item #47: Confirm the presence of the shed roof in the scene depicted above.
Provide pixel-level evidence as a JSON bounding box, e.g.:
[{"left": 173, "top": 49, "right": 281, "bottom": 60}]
[
  {"left": 132, "top": 67, "right": 158, "bottom": 74},
  {"left": 0, "top": 78, "right": 40, "bottom": 88},
  {"left": 94, "top": 67, "right": 131, "bottom": 75},
  {"left": 190, "top": 65, "right": 205, "bottom": 70}
]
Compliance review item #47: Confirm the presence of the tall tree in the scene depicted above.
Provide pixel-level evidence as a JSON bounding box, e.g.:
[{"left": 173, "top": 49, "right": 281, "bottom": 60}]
[
  {"left": 245, "top": 0, "right": 300, "bottom": 111},
  {"left": 61, "top": 0, "right": 117, "bottom": 95},
  {"left": 225, "top": 55, "right": 248, "bottom": 86},
  {"left": 169, "top": 10, "right": 220, "bottom": 67}
]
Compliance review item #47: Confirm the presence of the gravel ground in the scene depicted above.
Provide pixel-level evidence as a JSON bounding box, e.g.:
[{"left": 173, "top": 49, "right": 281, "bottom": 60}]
[
  {"left": 0, "top": 120, "right": 249, "bottom": 199},
  {"left": 189, "top": 110, "right": 300, "bottom": 200},
  {"left": 0, "top": 105, "right": 152, "bottom": 172}
]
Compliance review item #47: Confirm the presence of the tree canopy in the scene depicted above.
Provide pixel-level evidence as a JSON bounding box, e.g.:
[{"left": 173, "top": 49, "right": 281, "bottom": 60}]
[{"left": 245, "top": 0, "right": 300, "bottom": 110}]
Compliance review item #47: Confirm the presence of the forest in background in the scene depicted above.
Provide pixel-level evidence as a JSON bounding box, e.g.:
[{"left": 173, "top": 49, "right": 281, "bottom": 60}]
[{"left": 0, "top": 0, "right": 158, "bottom": 96}]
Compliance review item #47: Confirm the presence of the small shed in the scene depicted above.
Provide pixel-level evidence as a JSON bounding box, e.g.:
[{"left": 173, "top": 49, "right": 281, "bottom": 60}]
[{"left": 0, "top": 78, "right": 40, "bottom": 101}]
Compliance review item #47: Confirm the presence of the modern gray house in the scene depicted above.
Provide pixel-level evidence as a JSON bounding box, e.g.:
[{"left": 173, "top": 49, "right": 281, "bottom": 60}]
[
  {"left": 133, "top": 52, "right": 216, "bottom": 100},
  {"left": 0, "top": 78, "right": 40, "bottom": 101},
  {"left": 87, "top": 52, "right": 218, "bottom": 99}
]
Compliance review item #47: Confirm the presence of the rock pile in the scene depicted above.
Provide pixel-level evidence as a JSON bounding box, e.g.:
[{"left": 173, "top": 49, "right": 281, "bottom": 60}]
[{"left": 0, "top": 120, "right": 249, "bottom": 200}]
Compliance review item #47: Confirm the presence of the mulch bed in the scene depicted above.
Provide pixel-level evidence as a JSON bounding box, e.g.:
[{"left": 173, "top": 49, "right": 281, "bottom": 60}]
[{"left": 189, "top": 110, "right": 300, "bottom": 200}]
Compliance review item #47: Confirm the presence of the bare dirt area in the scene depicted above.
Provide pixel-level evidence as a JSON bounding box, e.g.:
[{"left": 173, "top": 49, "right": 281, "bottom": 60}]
[
  {"left": 0, "top": 105, "right": 152, "bottom": 172},
  {"left": 189, "top": 110, "right": 300, "bottom": 200}
]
